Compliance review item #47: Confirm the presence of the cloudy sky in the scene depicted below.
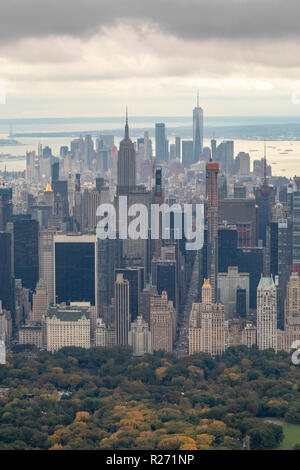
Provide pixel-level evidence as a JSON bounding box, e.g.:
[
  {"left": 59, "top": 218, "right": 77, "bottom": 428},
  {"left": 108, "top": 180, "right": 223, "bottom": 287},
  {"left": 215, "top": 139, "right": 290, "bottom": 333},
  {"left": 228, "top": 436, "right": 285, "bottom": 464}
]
[{"left": 1, "top": 0, "right": 300, "bottom": 118}]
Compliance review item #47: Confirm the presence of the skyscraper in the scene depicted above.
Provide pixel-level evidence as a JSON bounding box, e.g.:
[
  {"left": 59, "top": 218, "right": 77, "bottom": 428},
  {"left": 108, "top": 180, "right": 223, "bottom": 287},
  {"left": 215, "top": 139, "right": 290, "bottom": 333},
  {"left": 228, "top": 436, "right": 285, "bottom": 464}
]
[
  {"left": 88, "top": 188, "right": 101, "bottom": 232},
  {"left": 115, "top": 267, "right": 144, "bottom": 321},
  {"left": 54, "top": 234, "right": 97, "bottom": 308},
  {"left": 0, "top": 187, "right": 12, "bottom": 231},
  {"left": 114, "top": 114, "right": 152, "bottom": 279},
  {"left": 0, "top": 232, "right": 13, "bottom": 313},
  {"left": 39, "top": 228, "right": 55, "bottom": 305},
  {"left": 175, "top": 137, "right": 181, "bottom": 160},
  {"left": 128, "top": 316, "right": 152, "bottom": 356},
  {"left": 288, "top": 177, "right": 300, "bottom": 265},
  {"left": 206, "top": 154, "right": 219, "bottom": 302},
  {"left": 284, "top": 271, "right": 300, "bottom": 327},
  {"left": 152, "top": 259, "right": 178, "bottom": 310},
  {"left": 193, "top": 93, "right": 203, "bottom": 163},
  {"left": 98, "top": 237, "right": 122, "bottom": 314},
  {"left": 255, "top": 145, "right": 276, "bottom": 246},
  {"left": 182, "top": 140, "right": 193, "bottom": 168},
  {"left": 31, "top": 279, "right": 49, "bottom": 323},
  {"left": 117, "top": 111, "right": 136, "bottom": 190},
  {"left": 257, "top": 276, "right": 277, "bottom": 350},
  {"left": 7, "top": 216, "right": 39, "bottom": 292},
  {"left": 155, "top": 123, "right": 168, "bottom": 164},
  {"left": 218, "top": 266, "right": 249, "bottom": 319},
  {"left": 150, "top": 290, "right": 175, "bottom": 352},
  {"left": 115, "top": 273, "right": 130, "bottom": 345},
  {"left": 188, "top": 279, "right": 226, "bottom": 356},
  {"left": 219, "top": 198, "right": 257, "bottom": 248}
]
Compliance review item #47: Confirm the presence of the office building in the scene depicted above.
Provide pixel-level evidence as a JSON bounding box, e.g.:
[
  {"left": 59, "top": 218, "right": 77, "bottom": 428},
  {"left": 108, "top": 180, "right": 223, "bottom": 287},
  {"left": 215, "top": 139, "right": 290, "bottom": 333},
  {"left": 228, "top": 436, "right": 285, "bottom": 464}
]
[
  {"left": 150, "top": 290, "right": 175, "bottom": 352},
  {"left": 219, "top": 199, "right": 257, "bottom": 248},
  {"left": 189, "top": 279, "right": 226, "bottom": 356},
  {"left": 54, "top": 234, "right": 97, "bottom": 308},
  {"left": 98, "top": 237, "right": 122, "bottom": 314},
  {"left": 193, "top": 94, "right": 203, "bottom": 163},
  {"left": 7, "top": 216, "right": 39, "bottom": 291},
  {"left": 218, "top": 225, "right": 238, "bottom": 273},
  {"left": 0, "top": 187, "right": 12, "bottom": 231},
  {"left": 182, "top": 140, "right": 193, "bottom": 168},
  {"left": 284, "top": 271, "right": 300, "bottom": 327},
  {"left": 39, "top": 228, "right": 55, "bottom": 305},
  {"left": 115, "top": 273, "right": 130, "bottom": 345},
  {"left": 152, "top": 259, "right": 178, "bottom": 310},
  {"left": 215, "top": 141, "right": 234, "bottom": 174},
  {"left": 95, "top": 318, "right": 107, "bottom": 347},
  {"left": 242, "top": 323, "right": 257, "bottom": 347},
  {"left": 155, "top": 123, "right": 168, "bottom": 164},
  {"left": 115, "top": 267, "right": 144, "bottom": 321},
  {"left": 128, "top": 316, "right": 152, "bottom": 356},
  {"left": 288, "top": 177, "right": 300, "bottom": 265},
  {"left": 255, "top": 146, "right": 276, "bottom": 246},
  {"left": 0, "top": 232, "right": 13, "bottom": 312},
  {"left": 237, "top": 247, "right": 264, "bottom": 309},
  {"left": 206, "top": 154, "right": 219, "bottom": 302},
  {"left": 218, "top": 267, "right": 249, "bottom": 319},
  {"left": 257, "top": 276, "right": 277, "bottom": 350},
  {"left": 175, "top": 137, "right": 181, "bottom": 160},
  {"left": 31, "top": 279, "right": 49, "bottom": 323}
]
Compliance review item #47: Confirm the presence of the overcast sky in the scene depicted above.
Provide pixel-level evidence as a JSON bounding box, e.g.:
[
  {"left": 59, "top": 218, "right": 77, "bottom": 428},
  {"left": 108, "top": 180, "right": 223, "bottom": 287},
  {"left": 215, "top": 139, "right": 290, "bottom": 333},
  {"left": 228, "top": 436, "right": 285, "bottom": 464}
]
[{"left": 1, "top": 0, "right": 300, "bottom": 118}]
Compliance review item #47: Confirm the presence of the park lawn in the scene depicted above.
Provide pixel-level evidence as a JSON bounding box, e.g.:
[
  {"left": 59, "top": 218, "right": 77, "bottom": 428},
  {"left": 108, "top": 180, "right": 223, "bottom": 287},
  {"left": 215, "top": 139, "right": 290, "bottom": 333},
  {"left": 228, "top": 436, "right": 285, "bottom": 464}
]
[{"left": 276, "top": 422, "right": 300, "bottom": 450}]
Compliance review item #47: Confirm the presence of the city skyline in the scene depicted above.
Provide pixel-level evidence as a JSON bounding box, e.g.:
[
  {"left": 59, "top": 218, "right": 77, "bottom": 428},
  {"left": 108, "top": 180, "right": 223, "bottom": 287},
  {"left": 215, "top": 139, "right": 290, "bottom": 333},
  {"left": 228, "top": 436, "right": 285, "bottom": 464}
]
[{"left": 1, "top": 0, "right": 300, "bottom": 453}]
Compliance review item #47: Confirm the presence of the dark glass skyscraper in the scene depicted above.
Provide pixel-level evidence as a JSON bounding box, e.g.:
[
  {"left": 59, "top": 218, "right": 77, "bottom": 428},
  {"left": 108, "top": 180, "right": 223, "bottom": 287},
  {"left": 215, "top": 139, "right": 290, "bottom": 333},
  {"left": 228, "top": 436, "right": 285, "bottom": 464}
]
[
  {"left": 0, "top": 232, "right": 13, "bottom": 312},
  {"left": 152, "top": 260, "right": 177, "bottom": 309},
  {"left": 54, "top": 235, "right": 96, "bottom": 307},
  {"left": 8, "top": 216, "right": 39, "bottom": 291},
  {"left": 155, "top": 123, "right": 168, "bottom": 164},
  {"left": 237, "top": 247, "right": 264, "bottom": 309},
  {"left": 0, "top": 187, "right": 12, "bottom": 231},
  {"left": 98, "top": 237, "right": 122, "bottom": 312}
]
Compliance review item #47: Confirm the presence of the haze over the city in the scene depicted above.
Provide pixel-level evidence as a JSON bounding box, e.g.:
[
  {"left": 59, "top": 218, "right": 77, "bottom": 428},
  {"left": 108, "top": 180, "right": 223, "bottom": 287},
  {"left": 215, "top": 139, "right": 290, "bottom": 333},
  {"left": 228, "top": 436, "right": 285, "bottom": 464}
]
[{"left": 1, "top": 0, "right": 300, "bottom": 118}]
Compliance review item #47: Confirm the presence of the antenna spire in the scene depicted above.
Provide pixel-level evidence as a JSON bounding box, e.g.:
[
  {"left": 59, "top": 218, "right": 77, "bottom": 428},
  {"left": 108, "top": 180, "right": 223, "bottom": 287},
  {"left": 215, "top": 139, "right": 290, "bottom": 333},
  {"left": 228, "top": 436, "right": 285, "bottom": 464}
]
[
  {"left": 125, "top": 107, "right": 129, "bottom": 139},
  {"left": 197, "top": 89, "right": 199, "bottom": 107}
]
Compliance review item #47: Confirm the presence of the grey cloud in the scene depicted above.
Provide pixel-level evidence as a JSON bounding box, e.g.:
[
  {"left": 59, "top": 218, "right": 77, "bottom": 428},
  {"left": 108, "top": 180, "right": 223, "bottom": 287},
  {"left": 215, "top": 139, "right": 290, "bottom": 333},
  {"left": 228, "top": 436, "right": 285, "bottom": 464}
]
[{"left": 1, "top": 0, "right": 300, "bottom": 43}]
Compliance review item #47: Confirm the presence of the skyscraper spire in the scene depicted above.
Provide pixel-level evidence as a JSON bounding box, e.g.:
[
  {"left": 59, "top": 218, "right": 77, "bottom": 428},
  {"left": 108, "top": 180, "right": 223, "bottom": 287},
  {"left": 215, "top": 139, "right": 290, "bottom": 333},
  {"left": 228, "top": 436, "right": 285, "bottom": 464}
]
[
  {"left": 193, "top": 93, "right": 203, "bottom": 163},
  {"left": 117, "top": 107, "right": 136, "bottom": 189},
  {"left": 125, "top": 107, "right": 129, "bottom": 140}
]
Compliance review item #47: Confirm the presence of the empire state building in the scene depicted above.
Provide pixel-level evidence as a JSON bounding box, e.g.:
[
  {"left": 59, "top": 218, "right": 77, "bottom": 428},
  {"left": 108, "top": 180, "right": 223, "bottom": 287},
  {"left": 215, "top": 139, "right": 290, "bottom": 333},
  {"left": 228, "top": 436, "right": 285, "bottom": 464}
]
[{"left": 117, "top": 112, "right": 136, "bottom": 192}]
